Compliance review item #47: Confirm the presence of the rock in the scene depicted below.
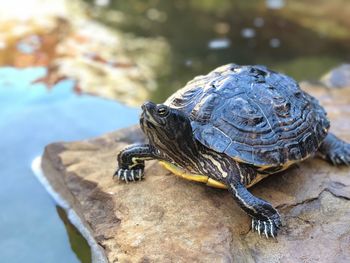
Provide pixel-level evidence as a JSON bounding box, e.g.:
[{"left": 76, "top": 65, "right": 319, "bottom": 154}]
[
  {"left": 41, "top": 83, "right": 350, "bottom": 263},
  {"left": 321, "top": 64, "right": 350, "bottom": 88}
]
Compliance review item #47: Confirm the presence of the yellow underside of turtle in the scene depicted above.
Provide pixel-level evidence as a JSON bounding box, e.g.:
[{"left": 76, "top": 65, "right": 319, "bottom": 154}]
[
  {"left": 159, "top": 161, "right": 228, "bottom": 189},
  {"left": 159, "top": 161, "right": 272, "bottom": 189}
]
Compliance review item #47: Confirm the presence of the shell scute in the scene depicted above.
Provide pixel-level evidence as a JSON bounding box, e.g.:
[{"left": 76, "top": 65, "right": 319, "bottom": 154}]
[{"left": 194, "top": 125, "right": 231, "bottom": 153}]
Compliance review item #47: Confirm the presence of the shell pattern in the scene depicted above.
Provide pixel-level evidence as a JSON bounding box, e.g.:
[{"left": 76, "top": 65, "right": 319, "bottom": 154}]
[{"left": 165, "top": 64, "right": 330, "bottom": 167}]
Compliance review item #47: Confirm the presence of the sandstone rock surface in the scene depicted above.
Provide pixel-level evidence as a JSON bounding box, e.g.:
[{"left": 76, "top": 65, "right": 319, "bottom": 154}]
[{"left": 42, "top": 83, "right": 350, "bottom": 263}]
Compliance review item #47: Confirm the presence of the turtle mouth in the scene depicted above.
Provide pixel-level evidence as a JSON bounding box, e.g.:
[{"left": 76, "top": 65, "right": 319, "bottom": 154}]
[{"left": 141, "top": 111, "right": 158, "bottom": 129}]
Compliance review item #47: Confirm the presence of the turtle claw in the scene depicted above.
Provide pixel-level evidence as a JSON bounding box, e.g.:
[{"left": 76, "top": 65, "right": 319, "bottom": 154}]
[
  {"left": 339, "top": 155, "right": 350, "bottom": 166},
  {"left": 113, "top": 168, "right": 144, "bottom": 182},
  {"left": 251, "top": 215, "right": 281, "bottom": 238},
  {"left": 328, "top": 148, "right": 350, "bottom": 166},
  {"left": 320, "top": 135, "right": 350, "bottom": 166}
]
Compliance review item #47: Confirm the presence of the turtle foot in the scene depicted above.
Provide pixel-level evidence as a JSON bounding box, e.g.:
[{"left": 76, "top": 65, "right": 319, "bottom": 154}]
[
  {"left": 113, "top": 168, "right": 144, "bottom": 182},
  {"left": 251, "top": 214, "right": 281, "bottom": 238},
  {"left": 327, "top": 144, "right": 350, "bottom": 166},
  {"left": 319, "top": 133, "right": 350, "bottom": 166}
]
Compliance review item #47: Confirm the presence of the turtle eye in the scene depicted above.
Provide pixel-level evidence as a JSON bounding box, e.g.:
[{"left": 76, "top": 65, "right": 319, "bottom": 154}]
[{"left": 157, "top": 106, "right": 168, "bottom": 116}]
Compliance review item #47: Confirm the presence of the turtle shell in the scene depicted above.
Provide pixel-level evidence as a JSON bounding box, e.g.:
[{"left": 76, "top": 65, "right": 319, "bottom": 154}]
[{"left": 164, "top": 64, "right": 330, "bottom": 167}]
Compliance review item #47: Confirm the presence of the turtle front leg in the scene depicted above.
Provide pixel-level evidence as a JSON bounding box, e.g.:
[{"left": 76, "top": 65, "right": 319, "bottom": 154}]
[
  {"left": 115, "top": 144, "right": 158, "bottom": 182},
  {"left": 228, "top": 179, "right": 281, "bottom": 238},
  {"left": 318, "top": 133, "right": 350, "bottom": 166}
]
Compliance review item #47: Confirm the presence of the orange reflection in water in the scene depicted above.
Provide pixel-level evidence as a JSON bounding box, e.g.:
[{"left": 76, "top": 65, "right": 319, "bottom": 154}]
[{"left": 0, "top": 19, "right": 69, "bottom": 68}]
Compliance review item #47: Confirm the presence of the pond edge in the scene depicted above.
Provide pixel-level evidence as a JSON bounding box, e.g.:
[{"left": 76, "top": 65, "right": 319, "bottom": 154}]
[{"left": 31, "top": 156, "right": 108, "bottom": 263}]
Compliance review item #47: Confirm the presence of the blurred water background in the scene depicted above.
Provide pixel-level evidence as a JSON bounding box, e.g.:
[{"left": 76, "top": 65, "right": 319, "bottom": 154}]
[{"left": 0, "top": 0, "right": 349, "bottom": 262}]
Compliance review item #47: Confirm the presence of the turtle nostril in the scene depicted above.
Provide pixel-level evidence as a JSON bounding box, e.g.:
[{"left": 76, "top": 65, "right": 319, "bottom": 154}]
[{"left": 142, "top": 101, "right": 155, "bottom": 111}]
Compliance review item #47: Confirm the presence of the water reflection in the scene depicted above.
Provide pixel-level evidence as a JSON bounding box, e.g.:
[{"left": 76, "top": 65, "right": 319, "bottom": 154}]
[
  {"left": 269, "top": 38, "right": 281, "bottom": 48},
  {"left": 0, "top": 3, "right": 168, "bottom": 106},
  {"left": 241, "top": 28, "right": 256, "bottom": 39},
  {"left": 94, "top": 0, "right": 110, "bottom": 7},
  {"left": 0, "top": 67, "right": 139, "bottom": 263},
  {"left": 84, "top": 0, "right": 350, "bottom": 103},
  {"left": 253, "top": 17, "right": 265, "bottom": 28},
  {"left": 208, "top": 38, "right": 231, "bottom": 49},
  {"left": 266, "top": 0, "right": 285, "bottom": 10},
  {"left": 57, "top": 207, "right": 91, "bottom": 263}
]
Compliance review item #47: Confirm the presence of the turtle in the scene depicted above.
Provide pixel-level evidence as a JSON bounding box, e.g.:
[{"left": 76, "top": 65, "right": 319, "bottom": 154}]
[{"left": 114, "top": 64, "right": 350, "bottom": 238}]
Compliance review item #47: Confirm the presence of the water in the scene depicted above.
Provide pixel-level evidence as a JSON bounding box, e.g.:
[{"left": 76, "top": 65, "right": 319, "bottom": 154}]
[
  {"left": 84, "top": 0, "right": 350, "bottom": 102},
  {"left": 0, "top": 67, "right": 139, "bottom": 263}
]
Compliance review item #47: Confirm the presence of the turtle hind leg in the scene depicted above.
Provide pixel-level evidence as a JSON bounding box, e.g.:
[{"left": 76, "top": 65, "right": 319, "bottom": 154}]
[
  {"left": 228, "top": 180, "right": 281, "bottom": 238},
  {"left": 318, "top": 133, "right": 350, "bottom": 166}
]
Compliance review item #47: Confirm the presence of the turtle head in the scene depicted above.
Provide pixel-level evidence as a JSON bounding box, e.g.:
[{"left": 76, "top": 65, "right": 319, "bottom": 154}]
[{"left": 140, "top": 101, "right": 192, "bottom": 140}]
